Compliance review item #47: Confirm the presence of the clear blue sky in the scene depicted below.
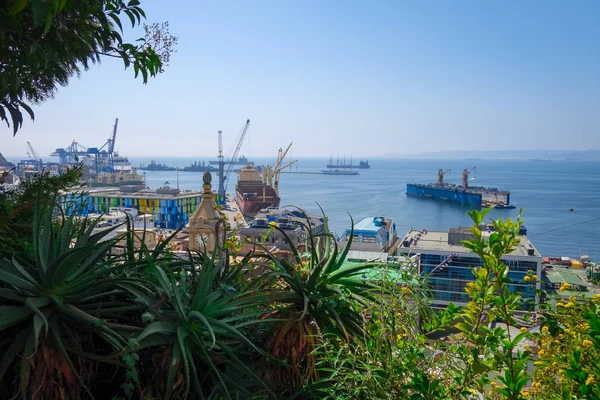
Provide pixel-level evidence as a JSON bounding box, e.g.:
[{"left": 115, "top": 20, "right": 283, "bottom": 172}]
[{"left": 3, "top": 0, "right": 599, "bottom": 158}]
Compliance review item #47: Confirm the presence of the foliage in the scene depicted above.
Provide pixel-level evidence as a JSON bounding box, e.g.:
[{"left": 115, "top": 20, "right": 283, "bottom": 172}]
[
  {"left": 0, "top": 164, "right": 84, "bottom": 261},
  {"left": 251, "top": 209, "right": 380, "bottom": 387},
  {"left": 1, "top": 0, "right": 178, "bottom": 134},
  {"left": 134, "top": 249, "right": 273, "bottom": 400},
  {"left": 529, "top": 291, "right": 600, "bottom": 399},
  {"left": 2, "top": 171, "right": 600, "bottom": 400},
  {"left": 0, "top": 194, "right": 142, "bottom": 398}
]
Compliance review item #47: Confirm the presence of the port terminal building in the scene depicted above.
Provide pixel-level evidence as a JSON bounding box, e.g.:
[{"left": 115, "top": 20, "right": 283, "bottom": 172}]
[
  {"left": 62, "top": 185, "right": 207, "bottom": 230},
  {"left": 397, "top": 227, "right": 542, "bottom": 308}
]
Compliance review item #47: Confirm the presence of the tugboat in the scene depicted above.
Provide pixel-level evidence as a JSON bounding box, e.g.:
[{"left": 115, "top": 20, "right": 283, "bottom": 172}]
[{"left": 139, "top": 160, "right": 176, "bottom": 171}]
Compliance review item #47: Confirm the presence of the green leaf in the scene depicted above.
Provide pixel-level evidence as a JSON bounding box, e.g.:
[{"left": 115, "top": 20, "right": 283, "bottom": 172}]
[
  {"left": 8, "top": 0, "right": 29, "bottom": 15},
  {"left": 107, "top": 12, "right": 124, "bottom": 32}
]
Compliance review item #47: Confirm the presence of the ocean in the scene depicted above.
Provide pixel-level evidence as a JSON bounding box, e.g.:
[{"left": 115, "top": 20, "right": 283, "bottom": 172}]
[{"left": 125, "top": 157, "right": 600, "bottom": 260}]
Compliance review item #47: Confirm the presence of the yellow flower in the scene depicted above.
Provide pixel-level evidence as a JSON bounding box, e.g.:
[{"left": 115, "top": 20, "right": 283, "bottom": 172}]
[
  {"left": 533, "top": 382, "right": 541, "bottom": 389},
  {"left": 538, "top": 349, "right": 545, "bottom": 357},
  {"left": 268, "top": 221, "right": 278, "bottom": 227},
  {"left": 595, "top": 293, "right": 600, "bottom": 299},
  {"left": 490, "top": 381, "right": 497, "bottom": 387},
  {"left": 569, "top": 295, "right": 576, "bottom": 302},
  {"left": 532, "top": 274, "right": 537, "bottom": 280},
  {"left": 564, "top": 302, "right": 574, "bottom": 308},
  {"left": 524, "top": 276, "right": 531, "bottom": 282},
  {"left": 542, "top": 326, "right": 549, "bottom": 334},
  {"left": 559, "top": 282, "right": 571, "bottom": 292},
  {"left": 245, "top": 237, "right": 251, "bottom": 242},
  {"left": 520, "top": 327, "right": 527, "bottom": 333},
  {"left": 581, "top": 339, "right": 593, "bottom": 349},
  {"left": 586, "top": 376, "right": 595, "bottom": 385},
  {"left": 396, "top": 334, "right": 402, "bottom": 340},
  {"left": 522, "top": 390, "right": 529, "bottom": 397},
  {"left": 534, "top": 361, "right": 543, "bottom": 366},
  {"left": 301, "top": 261, "right": 307, "bottom": 267},
  {"left": 488, "top": 391, "right": 494, "bottom": 397}
]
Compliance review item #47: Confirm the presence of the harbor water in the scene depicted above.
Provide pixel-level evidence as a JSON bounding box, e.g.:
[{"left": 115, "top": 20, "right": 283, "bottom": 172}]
[{"left": 129, "top": 157, "right": 600, "bottom": 259}]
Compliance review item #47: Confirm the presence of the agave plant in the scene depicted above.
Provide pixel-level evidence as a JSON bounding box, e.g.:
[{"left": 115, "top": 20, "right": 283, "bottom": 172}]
[
  {"left": 135, "top": 247, "right": 274, "bottom": 400},
  {"left": 0, "top": 196, "right": 145, "bottom": 399},
  {"left": 253, "top": 208, "right": 380, "bottom": 386}
]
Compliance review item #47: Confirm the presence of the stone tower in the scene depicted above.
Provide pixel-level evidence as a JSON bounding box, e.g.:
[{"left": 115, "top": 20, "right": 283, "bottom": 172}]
[{"left": 188, "top": 170, "right": 223, "bottom": 252}]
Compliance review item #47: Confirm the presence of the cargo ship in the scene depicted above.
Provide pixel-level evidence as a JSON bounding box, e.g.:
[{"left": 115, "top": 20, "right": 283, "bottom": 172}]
[
  {"left": 235, "top": 164, "right": 280, "bottom": 216},
  {"left": 235, "top": 143, "right": 296, "bottom": 216},
  {"left": 406, "top": 168, "right": 513, "bottom": 208},
  {"left": 326, "top": 155, "right": 370, "bottom": 169},
  {"left": 139, "top": 160, "right": 176, "bottom": 171}
]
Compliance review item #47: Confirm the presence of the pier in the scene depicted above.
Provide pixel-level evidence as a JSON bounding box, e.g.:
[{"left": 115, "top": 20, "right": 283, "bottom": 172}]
[{"left": 280, "top": 171, "right": 324, "bottom": 175}]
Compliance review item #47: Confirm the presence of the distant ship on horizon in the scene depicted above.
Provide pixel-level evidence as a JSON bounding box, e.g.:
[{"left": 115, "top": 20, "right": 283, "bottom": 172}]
[{"left": 326, "top": 155, "right": 370, "bottom": 169}]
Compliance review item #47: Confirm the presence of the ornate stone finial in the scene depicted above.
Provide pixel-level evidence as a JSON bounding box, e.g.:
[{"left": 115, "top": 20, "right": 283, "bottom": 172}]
[
  {"left": 203, "top": 170, "right": 212, "bottom": 185},
  {"left": 202, "top": 170, "right": 212, "bottom": 197}
]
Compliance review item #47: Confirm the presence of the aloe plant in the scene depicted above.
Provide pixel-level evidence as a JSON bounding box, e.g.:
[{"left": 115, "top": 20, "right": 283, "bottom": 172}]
[
  {"left": 135, "top": 248, "right": 273, "bottom": 400},
  {"left": 0, "top": 196, "right": 145, "bottom": 398},
  {"left": 252, "top": 208, "right": 380, "bottom": 386}
]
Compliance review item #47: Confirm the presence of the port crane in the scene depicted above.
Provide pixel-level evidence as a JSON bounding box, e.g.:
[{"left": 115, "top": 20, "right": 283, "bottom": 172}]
[
  {"left": 97, "top": 118, "right": 119, "bottom": 174},
  {"left": 462, "top": 167, "right": 476, "bottom": 188},
  {"left": 26, "top": 141, "right": 43, "bottom": 171},
  {"left": 437, "top": 169, "right": 451, "bottom": 185},
  {"left": 262, "top": 143, "right": 297, "bottom": 197},
  {"left": 219, "top": 119, "right": 250, "bottom": 201},
  {"left": 50, "top": 118, "right": 119, "bottom": 177}
]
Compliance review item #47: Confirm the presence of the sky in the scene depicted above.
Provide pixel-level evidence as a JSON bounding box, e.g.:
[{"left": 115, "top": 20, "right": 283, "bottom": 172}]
[{"left": 2, "top": 0, "right": 599, "bottom": 159}]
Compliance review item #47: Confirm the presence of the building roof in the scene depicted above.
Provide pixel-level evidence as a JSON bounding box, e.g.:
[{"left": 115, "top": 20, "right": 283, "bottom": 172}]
[
  {"left": 543, "top": 266, "right": 600, "bottom": 297},
  {"left": 349, "top": 216, "right": 391, "bottom": 234},
  {"left": 399, "top": 228, "right": 541, "bottom": 258}
]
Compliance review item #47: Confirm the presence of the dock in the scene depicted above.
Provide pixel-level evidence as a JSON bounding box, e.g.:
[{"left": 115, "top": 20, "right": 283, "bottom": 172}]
[
  {"left": 279, "top": 171, "right": 323, "bottom": 175},
  {"left": 222, "top": 194, "right": 248, "bottom": 232}
]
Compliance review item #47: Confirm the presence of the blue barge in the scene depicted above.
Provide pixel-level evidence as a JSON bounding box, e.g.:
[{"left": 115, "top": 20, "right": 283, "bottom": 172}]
[{"left": 406, "top": 168, "right": 513, "bottom": 208}]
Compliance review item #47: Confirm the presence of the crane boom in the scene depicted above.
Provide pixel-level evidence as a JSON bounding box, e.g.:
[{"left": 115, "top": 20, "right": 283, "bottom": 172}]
[
  {"left": 223, "top": 119, "right": 250, "bottom": 193},
  {"left": 108, "top": 118, "right": 118, "bottom": 154},
  {"left": 26, "top": 141, "right": 43, "bottom": 170}
]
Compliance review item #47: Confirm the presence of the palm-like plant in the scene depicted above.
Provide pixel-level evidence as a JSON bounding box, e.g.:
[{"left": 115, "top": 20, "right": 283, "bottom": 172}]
[
  {"left": 253, "top": 209, "right": 380, "bottom": 386},
  {"left": 135, "top": 248, "right": 273, "bottom": 400},
  {"left": 0, "top": 197, "right": 145, "bottom": 398}
]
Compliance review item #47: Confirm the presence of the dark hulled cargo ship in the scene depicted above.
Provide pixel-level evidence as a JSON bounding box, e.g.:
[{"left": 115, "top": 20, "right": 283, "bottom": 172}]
[
  {"left": 235, "top": 164, "right": 280, "bottom": 216},
  {"left": 406, "top": 168, "right": 513, "bottom": 208}
]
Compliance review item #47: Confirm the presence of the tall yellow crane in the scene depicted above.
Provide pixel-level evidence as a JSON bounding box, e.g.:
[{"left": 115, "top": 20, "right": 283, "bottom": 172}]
[
  {"left": 437, "top": 168, "right": 451, "bottom": 185},
  {"left": 462, "top": 167, "right": 476, "bottom": 188}
]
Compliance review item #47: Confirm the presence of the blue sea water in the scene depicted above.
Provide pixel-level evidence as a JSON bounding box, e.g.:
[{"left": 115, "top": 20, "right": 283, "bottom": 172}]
[{"left": 128, "top": 157, "right": 600, "bottom": 260}]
